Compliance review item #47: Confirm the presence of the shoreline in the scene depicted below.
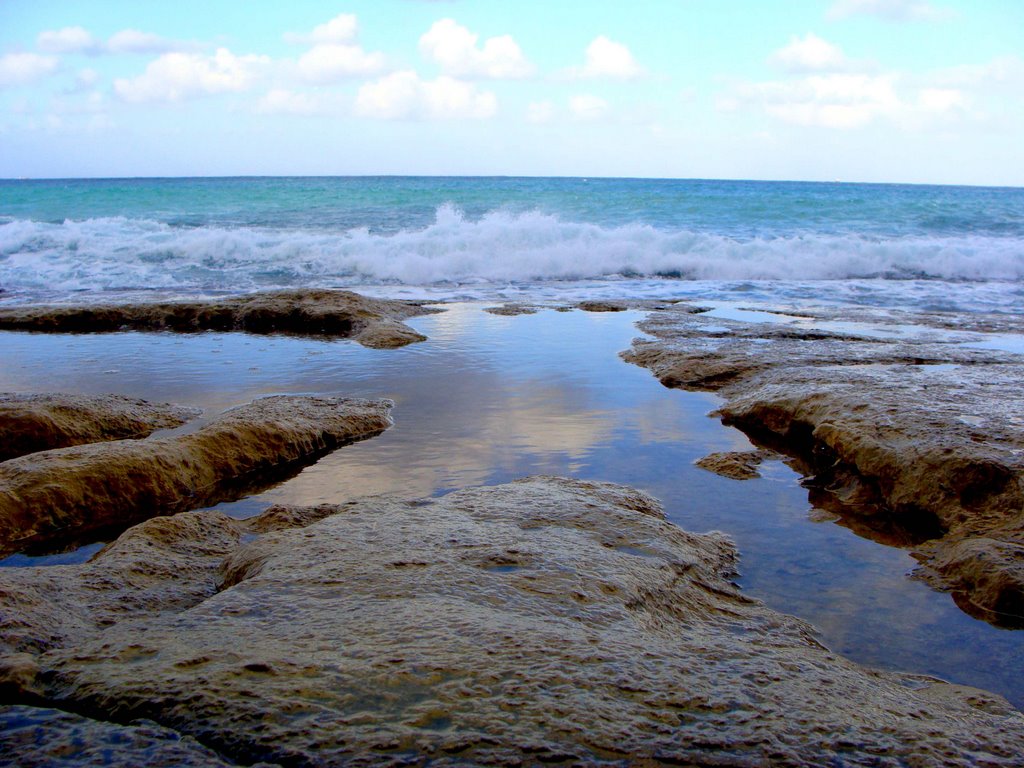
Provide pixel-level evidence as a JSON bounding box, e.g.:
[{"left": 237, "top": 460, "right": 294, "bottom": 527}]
[{"left": 2, "top": 289, "right": 1023, "bottom": 762}]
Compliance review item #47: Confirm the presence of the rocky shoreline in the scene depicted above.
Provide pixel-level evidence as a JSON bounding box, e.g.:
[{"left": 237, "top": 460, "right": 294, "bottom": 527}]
[
  {"left": 1, "top": 290, "right": 1023, "bottom": 764},
  {"left": 4, "top": 477, "right": 1023, "bottom": 766},
  {"left": 0, "top": 396, "right": 393, "bottom": 558},
  {"left": 0, "top": 289, "right": 438, "bottom": 349},
  {"left": 624, "top": 302, "right": 1024, "bottom": 627}
]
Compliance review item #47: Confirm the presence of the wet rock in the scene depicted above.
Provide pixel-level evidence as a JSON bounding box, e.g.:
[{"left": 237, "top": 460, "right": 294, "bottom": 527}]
[
  {"left": 0, "top": 289, "right": 439, "bottom": 349},
  {"left": 0, "top": 705, "right": 255, "bottom": 767},
  {"left": 3, "top": 477, "right": 1022, "bottom": 765},
  {"left": 0, "top": 396, "right": 392, "bottom": 557},
  {"left": 625, "top": 304, "right": 1024, "bottom": 626},
  {"left": 483, "top": 303, "right": 539, "bottom": 316},
  {"left": 695, "top": 449, "right": 780, "bottom": 480},
  {"left": 578, "top": 299, "right": 628, "bottom": 312},
  {"left": 0, "top": 393, "right": 200, "bottom": 462}
]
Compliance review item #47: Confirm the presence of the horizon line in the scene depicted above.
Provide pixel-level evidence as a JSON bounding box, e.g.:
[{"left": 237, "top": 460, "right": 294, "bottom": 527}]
[{"left": 2, "top": 173, "right": 1021, "bottom": 191}]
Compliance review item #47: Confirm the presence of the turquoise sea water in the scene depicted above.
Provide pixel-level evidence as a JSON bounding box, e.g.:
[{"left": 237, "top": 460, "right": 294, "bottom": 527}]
[{"left": 2, "top": 176, "right": 1023, "bottom": 308}]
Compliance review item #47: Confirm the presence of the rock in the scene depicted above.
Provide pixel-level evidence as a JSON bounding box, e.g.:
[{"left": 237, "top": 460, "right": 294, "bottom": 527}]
[
  {"left": 578, "top": 299, "right": 627, "bottom": 312},
  {"left": 624, "top": 304, "right": 1024, "bottom": 627},
  {"left": 483, "top": 303, "right": 539, "bottom": 316},
  {"left": 0, "top": 289, "right": 439, "bottom": 349},
  {"left": 0, "top": 396, "right": 392, "bottom": 557},
  {"left": 3, "top": 477, "right": 1022, "bottom": 765},
  {"left": 0, "top": 705, "right": 255, "bottom": 767},
  {"left": 0, "top": 393, "right": 200, "bottom": 462},
  {"left": 695, "top": 449, "right": 779, "bottom": 480}
]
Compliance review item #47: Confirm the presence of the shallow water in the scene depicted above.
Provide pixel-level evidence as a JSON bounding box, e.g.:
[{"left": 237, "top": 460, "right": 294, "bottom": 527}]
[{"left": 1, "top": 305, "right": 1022, "bottom": 708}]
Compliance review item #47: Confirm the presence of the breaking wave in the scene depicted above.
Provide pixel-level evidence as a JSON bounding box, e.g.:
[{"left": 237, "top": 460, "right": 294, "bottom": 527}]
[{"left": 1, "top": 204, "right": 1022, "bottom": 295}]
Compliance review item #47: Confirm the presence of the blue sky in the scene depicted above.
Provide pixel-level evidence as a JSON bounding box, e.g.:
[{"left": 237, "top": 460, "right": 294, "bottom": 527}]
[{"left": 1, "top": 0, "right": 1022, "bottom": 184}]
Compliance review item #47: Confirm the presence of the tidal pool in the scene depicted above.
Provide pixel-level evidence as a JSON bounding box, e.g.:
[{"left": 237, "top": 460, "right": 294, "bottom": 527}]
[{"left": 1, "top": 304, "right": 1021, "bottom": 708}]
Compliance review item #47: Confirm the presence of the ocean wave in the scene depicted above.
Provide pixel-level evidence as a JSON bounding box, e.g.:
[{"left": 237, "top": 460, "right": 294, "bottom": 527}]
[{"left": 1, "top": 205, "right": 1022, "bottom": 293}]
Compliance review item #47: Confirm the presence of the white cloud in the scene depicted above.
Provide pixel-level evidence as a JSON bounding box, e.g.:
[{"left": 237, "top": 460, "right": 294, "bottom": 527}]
[
  {"left": 255, "top": 89, "right": 324, "bottom": 115},
  {"left": 771, "top": 33, "right": 848, "bottom": 73},
  {"left": 419, "top": 19, "right": 533, "bottom": 79},
  {"left": 526, "top": 100, "right": 554, "bottom": 123},
  {"left": 930, "top": 55, "right": 1024, "bottom": 89},
  {"left": 569, "top": 94, "right": 609, "bottom": 120},
  {"left": 724, "top": 72, "right": 966, "bottom": 129},
  {"left": 915, "top": 87, "right": 964, "bottom": 114},
  {"left": 297, "top": 44, "right": 386, "bottom": 83},
  {"left": 114, "top": 48, "right": 269, "bottom": 103},
  {"left": 571, "top": 36, "right": 643, "bottom": 80},
  {"left": 355, "top": 70, "right": 497, "bottom": 120},
  {"left": 107, "top": 29, "right": 191, "bottom": 54},
  {"left": 0, "top": 52, "right": 59, "bottom": 87},
  {"left": 37, "top": 26, "right": 102, "bottom": 55},
  {"left": 284, "top": 13, "right": 359, "bottom": 45},
  {"left": 37, "top": 25, "right": 193, "bottom": 56},
  {"left": 827, "top": 0, "right": 954, "bottom": 22}
]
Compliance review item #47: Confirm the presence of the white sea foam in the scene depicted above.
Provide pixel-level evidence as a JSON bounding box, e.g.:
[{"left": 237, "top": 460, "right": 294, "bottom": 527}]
[{"left": 1, "top": 205, "right": 1022, "bottom": 299}]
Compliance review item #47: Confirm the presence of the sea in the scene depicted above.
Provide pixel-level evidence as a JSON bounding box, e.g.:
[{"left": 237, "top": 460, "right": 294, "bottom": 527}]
[
  {"left": 2, "top": 177, "right": 1024, "bottom": 709},
  {"left": 1, "top": 176, "right": 1023, "bottom": 310}
]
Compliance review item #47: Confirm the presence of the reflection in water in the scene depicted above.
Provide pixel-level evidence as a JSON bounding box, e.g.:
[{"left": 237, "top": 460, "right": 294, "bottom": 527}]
[{"left": 0, "top": 304, "right": 1022, "bottom": 708}]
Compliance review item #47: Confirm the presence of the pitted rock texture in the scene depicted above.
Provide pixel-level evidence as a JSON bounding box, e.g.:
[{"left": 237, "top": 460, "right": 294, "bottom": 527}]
[
  {"left": 0, "top": 396, "right": 392, "bottom": 557},
  {"left": 2, "top": 477, "right": 1022, "bottom": 766},
  {"left": 0, "top": 289, "right": 438, "bottom": 349},
  {"left": 0, "top": 705, "right": 254, "bottom": 767},
  {"left": 0, "top": 393, "right": 199, "bottom": 462},
  {"left": 625, "top": 305, "right": 1024, "bottom": 627}
]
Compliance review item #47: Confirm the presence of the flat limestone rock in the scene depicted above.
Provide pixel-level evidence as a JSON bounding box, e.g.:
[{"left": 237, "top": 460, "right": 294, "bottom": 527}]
[
  {"left": 0, "top": 396, "right": 392, "bottom": 557},
  {"left": 624, "top": 305, "right": 1024, "bottom": 626},
  {"left": 0, "top": 289, "right": 439, "bottom": 349},
  {"left": 0, "top": 705, "right": 253, "bottom": 768},
  {"left": 0, "top": 393, "right": 200, "bottom": 462},
  {"left": 3, "top": 477, "right": 1022, "bottom": 766}
]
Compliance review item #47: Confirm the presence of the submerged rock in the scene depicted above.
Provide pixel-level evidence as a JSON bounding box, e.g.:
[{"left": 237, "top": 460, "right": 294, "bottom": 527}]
[
  {"left": 695, "top": 449, "right": 780, "bottom": 480},
  {"left": 625, "top": 304, "right": 1024, "bottom": 627},
  {"left": 578, "top": 299, "right": 628, "bottom": 312},
  {"left": 0, "top": 289, "right": 439, "bottom": 349},
  {"left": 0, "top": 396, "right": 392, "bottom": 557},
  {"left": 0, "top": 393, "right": 199, "bottom": 462},
  {"left": 2, "top": 477, "right": 1022, "bottom": 765},
  {"left": 483, "top": 303, "right": 539, "bottom": 316}
]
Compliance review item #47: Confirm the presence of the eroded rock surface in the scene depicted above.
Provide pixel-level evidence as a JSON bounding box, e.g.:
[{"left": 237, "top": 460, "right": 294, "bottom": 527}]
[
  {"left": 0, "top": 289, "right": 439, "bottom": 349},
  {"left": 2, "top": 477, "right": 1022, "bottom": 766},
  {"left": 625, "top": 305, "right": 1024, "bottom": 626},
  {"left": 0, "top": 396, "right": 392, "bottom": 557},
  {"left": 0, "top": 393, "right": 199, "bottom": 462},
  {"left": 0, "top": 705, "right": 252, "bottom": 767}
]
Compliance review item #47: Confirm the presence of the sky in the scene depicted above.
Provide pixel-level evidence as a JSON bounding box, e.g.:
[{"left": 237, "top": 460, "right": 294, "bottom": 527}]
[{"left": 0, "top": 0, "right": 1022, "bottom": 185}]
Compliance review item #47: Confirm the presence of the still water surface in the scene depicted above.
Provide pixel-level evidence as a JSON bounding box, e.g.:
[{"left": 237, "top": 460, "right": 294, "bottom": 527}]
[{"left": 1, "top": 305, "right": 1021, "bottom": 708}]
